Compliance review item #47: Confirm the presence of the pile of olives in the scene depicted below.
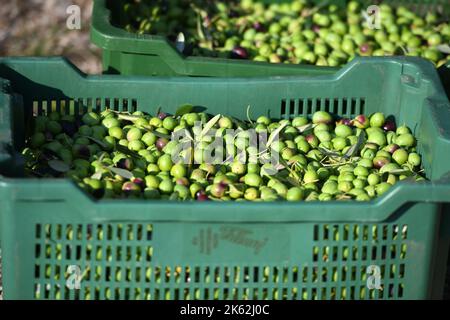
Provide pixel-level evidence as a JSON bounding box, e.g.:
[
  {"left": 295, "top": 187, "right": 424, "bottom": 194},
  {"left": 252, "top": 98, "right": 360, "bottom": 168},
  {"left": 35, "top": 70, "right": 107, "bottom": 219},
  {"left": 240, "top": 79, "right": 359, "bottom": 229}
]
[
  {"left": 121, "top": 0, "right": 450, "bottom": 67},
  {"left": 22, "top": 105, "right": 425, "bottom": 202}
]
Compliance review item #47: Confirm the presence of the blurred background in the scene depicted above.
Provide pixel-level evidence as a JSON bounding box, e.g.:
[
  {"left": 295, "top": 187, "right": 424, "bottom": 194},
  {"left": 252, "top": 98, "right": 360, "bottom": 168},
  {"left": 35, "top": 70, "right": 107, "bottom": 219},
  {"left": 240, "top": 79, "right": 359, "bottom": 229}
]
[
  {"left": 0, "top": 0, "right": 103, "bottom": 299},
  {"left": 0, "top": 0, "right": 102, "bottom": 74}
]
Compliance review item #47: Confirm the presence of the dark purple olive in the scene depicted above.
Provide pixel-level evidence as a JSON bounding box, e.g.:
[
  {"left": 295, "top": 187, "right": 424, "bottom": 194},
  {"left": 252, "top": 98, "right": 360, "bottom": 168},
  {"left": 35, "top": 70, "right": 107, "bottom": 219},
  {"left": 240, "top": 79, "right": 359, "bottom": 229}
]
[
  {"left": 176, "top": 177, "right": 189, "bottom": 186},
  {"left": 196, "top": 190, "right": 209, "bottom": 201},
  {"left": 39, "top": 151, "right": 53, "bottom": 162},
  {"left": 157, "top": 112, "right": 168, "bottom": 120},
  {"left": 253, "top": 22, "right": 265, "bottom": 32},
  {"left": 122, "top": 182, "right": 141, "bottom": 196},
  {"left": 312, "top": 25, "right": 321, "bottom": 33},
  {"left": 203, "top": 16, "right": 211, "bottom": 27},
  {"left": 373, "top": 156, "right": 390, "bottom": 169},
  {"left": 92, "top": 188, "right": 105, "bottom": 199},
  {"left": 305, "top": 134, "right": 316, "bottom": 144},
  {"left": 117, "top": 158, "right": 133, "bottom": 171},
  {"left": 73, "top": 145, "right": 90, "bottom": 159},
  {"left": 75, "top": 118, "right": 83, "bottom": 128},
  {"left": 35, "top": 164, "right": 59, "bottom": 177},
  {"left": 353, "top": 114, "right": 369, "bottom": 129},
  {"left": 385, "top": 144, "right": 400, "bottom": 154},
  {"left": 383, "top": 120, "right": 396, "bottom": 132},
  {"left": 338, "top": 118, "right": 353, "bottom": 126},
  {"left": 231, "top": 46, "right": 249, "bottom": 59},
  {"left": 132, "top": 178, "right": 145, "bottom": 189},
  {"left": 45, "top": 131, "right": 54, "bottom": 141},
  {"left": 360, "top": 43, "right": 370, "bottom": 54},
  {"left": 211, "top": 183, "right": 227, "bottom": 198},
  {"left": 61, "top": 120, "right": 77, "bottom": 136},
  {"left": 219, "top": 181, "right": 228, "bottom": 188},
  {"left": 229, "top": 9, "right": 239, "bottom": 18},
  {"left": 156, "top": 137, "right": 169, "bottom": 151},
  {"left": 160, "top": 0, "right": 169, "bottom": 13}
]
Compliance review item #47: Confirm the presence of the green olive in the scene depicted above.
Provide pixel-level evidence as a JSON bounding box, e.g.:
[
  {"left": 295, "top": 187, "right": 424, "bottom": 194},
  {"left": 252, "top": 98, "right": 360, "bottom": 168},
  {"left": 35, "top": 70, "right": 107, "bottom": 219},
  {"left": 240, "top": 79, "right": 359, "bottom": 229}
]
[
  {"left": 127, "top": 127, "right": 142, "bottom": 142},
  {"left": 369, "top": 113, "right": 385, "bottom": 128},
  {"left": 408, "top": 152, "right": 421, "bottom": 167},
  {"left": 392, "top": 149, "right": 408, "bottom": 165},
  {"left": 82, "top": 112, "right": 101, "bottom": 126},
  {"left": 157, "top": 154, "right": 173, "bottom": 172},
  {"left": 376, "top": 182, "right": 391, "bottom": 196},
  {"left": 128, "top": 140, "right": 145, "bottom": 151},
  {"left": 367, "top": 132, "right": 387, "bottom": 147},
  {"left": 244, "top": 173, "right": 262, "bottom": 187},
  {"left": 158, "top": 178, "right": 174, "bottom": 194},
  {"left": 396, "top": 133, "right": 415, "bottom": 147},
  {"left": 335, "top": 124, "right": 353, "bottom": 138},
  {"left": 321, "top": 181, "right": 338, "bottom": 195}
]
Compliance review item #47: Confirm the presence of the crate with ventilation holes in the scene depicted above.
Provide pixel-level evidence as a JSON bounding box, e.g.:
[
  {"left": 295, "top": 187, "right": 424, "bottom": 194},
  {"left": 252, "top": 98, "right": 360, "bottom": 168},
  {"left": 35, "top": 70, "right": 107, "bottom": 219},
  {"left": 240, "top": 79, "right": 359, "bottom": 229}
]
[{"left": 0, "top": 56, "right": 450, "bottom": 300}]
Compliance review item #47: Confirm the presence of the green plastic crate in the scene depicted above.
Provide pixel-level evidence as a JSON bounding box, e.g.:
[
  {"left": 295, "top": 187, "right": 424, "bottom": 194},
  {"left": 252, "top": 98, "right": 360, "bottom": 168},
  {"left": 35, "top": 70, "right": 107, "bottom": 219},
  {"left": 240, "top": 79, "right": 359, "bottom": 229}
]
[
  {"left": 91, "top": 0, "right": 450, "bottom": 77},
  {"left": 437, "top": 60, "right": 450, "bottom": 290},
  {"left": 1, "top": 56, "right": 450, "bottom": 300}
]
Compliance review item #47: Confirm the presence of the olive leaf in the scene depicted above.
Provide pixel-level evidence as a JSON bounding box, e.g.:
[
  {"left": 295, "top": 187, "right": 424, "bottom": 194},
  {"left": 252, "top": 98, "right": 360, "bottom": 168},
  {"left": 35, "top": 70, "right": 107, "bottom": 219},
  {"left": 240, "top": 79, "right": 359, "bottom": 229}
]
[
  {"left": 297, "top": 123, "right": 316, "bottom": 133},
  {"left": 318, "top": 147, "right": 341, "bottom": 158},
  {"left": 384, "top": 168, "right": 411, "bottom": 175},
  {"left": 98, "top": 152, "right": 106, "bottom": 164},
  {"left": 153, "top": 131, "right": 171, "bottom": 140},
  {"left": 246, "top": 105, "right": 254, "bottom": 125},
  {"left": 108, "top": 166, "right": 134, "bottom": 180},
  {"left": 178, "top": 137, "right": 193, "bottom": 144},
  {"left": 196, "top": 11, "right": 206, "bottom": 41},
  {"left": 91, "top": 171, "right": 103, "bottom": 180},
  {"left": 395, "top": 45, "right": 408, "bottom": 56},
  {"left": 62, "top": 134, "right": 73, "bottom": 147},
  {"left": 169, "top": 192, "right": 180, "bottom": 201},
  {"left": 138, "top": 124, "right": 152, "bottom": 131},
  {"left": 208, "top": 196, "right": 224, "bottom": 202},
  {"left": 336, "top": 194, "right": 352, "bottom": 200},
  {"left": 266, "top": 122, "right": 288, "bottom": 148},
  {"left": 48, "top": 160, "right": 71, "bottom": 173},
  {"left": 302, "top": 0, "right": 329, "bottom": 18},
  {"left": 400, "top": 176, "right": 417, "bottom": 183},
  {"left": 116, "top": 144, "right": 141, "bottom": 159},
  {"left": 286, "top": 176, "right": 301, "bottom": 187},
  {"left": 118, "top": 114, "right": 141, "bottom": 122},
  {"left": 231, "top": 116, "right": 248, "bottom": 130},
  {"left": 200, "top": 114, "right": 221, "bottom": 138},
  {"left": 183, "top": 128, "right": 194, "bottom": 141},
  {"left": 260, "top": 165, "right": 279, "bottom": 177},
  {"left": 436, "top": 44, "right": 450, "bottom": 54},
  {"left": 278, "top": 156, "right": 301, "bottom": 182},
  {"left": 139, "top": 124, "right": 172, "bottom": 139},
  {"left": 228, "top": 184, "right": 244, "bottom": 196},
  {"left": 110, "top": 110, "right": 130, "bottom": 115},
  {"left": 343, "top": 131, "right": 365, "bottom": 159},
  {"left": 175, "top": 32, "right": 185, "bottom": 53},
  {"left": 84, "top": 136, "right": 108, "bottom": 149},
  {"left": 267, "top": 173, "right": 300, "bottom": 187},
  {"left": 175, "top": 104, "right": 194, "bottom": 117},
  {"left": 155, "top": 107, "right": 161, "bottom": 117},
  {"left": 221, "top": 154, "right": 235, "bottom": 165}
]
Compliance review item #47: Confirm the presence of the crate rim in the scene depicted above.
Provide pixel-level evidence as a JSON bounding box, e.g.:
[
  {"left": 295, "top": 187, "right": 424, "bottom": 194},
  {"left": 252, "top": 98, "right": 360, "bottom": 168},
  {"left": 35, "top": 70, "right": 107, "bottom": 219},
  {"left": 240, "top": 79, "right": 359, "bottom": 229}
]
[
  {"left": 1, "top": 174, "right": 450, "bottom": 224},
  {"left": 0, "top": 55, "right": 445, "bottom": 83},
  {"left": 90, "top": 0, "right": 341, "bottom": 77}
]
